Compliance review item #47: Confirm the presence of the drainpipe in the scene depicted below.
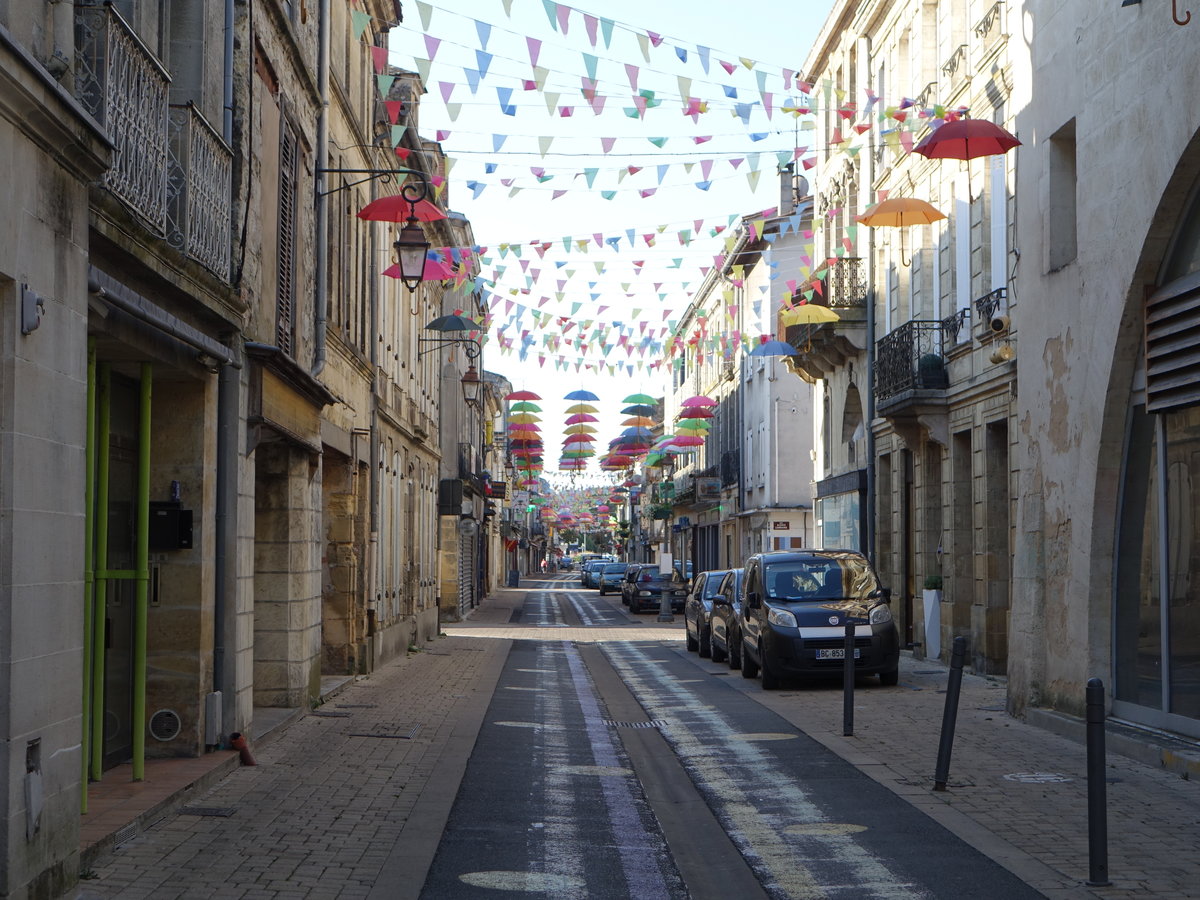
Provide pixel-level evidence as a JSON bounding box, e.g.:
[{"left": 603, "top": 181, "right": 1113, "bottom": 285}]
[
  {"left": 132, "top": 363, "right": 152, "bottom": 782},
  {"left": 214, "top": 349, "right": 240, "bottom": 736},
  {"left": 222, "top": 0, "right": 234, "bottom": 143},
  {"left": 312, "top": 0, "right": 331, "bottom": 376},
  {"left": 82, "top": 343, "right": 96, "bottom": 811},
  {"left": 90, "top": 364, "right": 111, "bottom": 783},
  {"left": 368, "top": 223, "right": 381, "bottom": 649}
]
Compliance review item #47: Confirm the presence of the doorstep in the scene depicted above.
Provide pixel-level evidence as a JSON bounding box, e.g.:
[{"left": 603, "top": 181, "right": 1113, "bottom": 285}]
[{"left": 1026, "top": 707, "right": 1200, "bottom": 779}]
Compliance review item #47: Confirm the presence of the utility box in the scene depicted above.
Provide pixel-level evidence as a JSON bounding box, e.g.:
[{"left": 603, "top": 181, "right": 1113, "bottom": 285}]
[{"left": 149, "top": 501, "right": 193, "bottom": 550}]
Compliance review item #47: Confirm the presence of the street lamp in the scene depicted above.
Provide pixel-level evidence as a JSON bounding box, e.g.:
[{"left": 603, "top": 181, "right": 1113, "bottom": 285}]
[
  {"left": 392, "top": 216, "right": 430, "bottom": 291},
  {"left": 461, "top": 363, "right": 483, "bottom": 409}
]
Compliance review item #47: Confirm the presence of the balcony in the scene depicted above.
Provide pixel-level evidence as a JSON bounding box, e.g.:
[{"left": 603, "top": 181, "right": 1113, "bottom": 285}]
[
  {"left": 941, "top": 44, "right": 969, "bottom": 97},
  {"left": 75, "top": 2, "right": 170, "bottom": 233},
  {"left": 974, "top": 2, "right": 1006, "bottom": 58},
  {"left": 876, "top": 319, "right": 951, "bottom": 403},
  {"left": 167, "top": 103, "right": 232, "bottom": 279},
  {"left": 973, "top": 287, "right": 1007, "bottom": 335},
  {"left": 784, "top": 258, "right": 869, "bottom": 382}
]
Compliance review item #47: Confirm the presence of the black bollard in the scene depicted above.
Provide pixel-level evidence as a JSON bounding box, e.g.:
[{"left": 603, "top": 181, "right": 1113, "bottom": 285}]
[
  {"left": 1086, "top": 677, "right": 1111, "bottom": 886},
  {"left": 843, "top": 621, "right": 855, "bottom": 736},
  {"left": 933, "top": 635, "right": 967, "bottom": 791}
]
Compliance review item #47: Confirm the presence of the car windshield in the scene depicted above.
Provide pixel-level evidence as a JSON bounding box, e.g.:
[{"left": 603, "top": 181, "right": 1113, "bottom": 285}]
[
  {"left": 763, "top": 556, "right": 877, "bottom": 601},
  {"left": 602, "top": 564, "right": 628, "bottom": 574}
]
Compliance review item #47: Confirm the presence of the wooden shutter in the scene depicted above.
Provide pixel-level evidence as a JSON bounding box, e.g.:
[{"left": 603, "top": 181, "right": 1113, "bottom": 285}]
[
  {"left": 1146, "top": 269, "right": 1200, "bottom": 412},
  {"left": 276, "top": 121, "right": 298, "bottom": 355}
]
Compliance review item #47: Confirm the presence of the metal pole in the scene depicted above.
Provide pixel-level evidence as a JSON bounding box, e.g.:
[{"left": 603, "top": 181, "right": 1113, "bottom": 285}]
[
  {"left": 933, "top": 635, "right": 967, "bottom": 790},
  {"left": 132, "top": 363, "right": 152, "bottom": 781},
  {"left": 1086, "top": 677, "right": 1111, "bottom": 886},
  {"left": 842, "top": 621, "right": 855, "bottom": 735},
  {"left": 90, "top": 364, "right": 111, "bottom": 783},
  {"left": 82, "top": 342, "right": 96, "bottom": 811}
]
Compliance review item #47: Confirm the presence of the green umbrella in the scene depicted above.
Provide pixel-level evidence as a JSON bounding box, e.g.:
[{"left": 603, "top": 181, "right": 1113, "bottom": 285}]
[{"left": 623, "top": 393, "right": 657, "bottom": 404}]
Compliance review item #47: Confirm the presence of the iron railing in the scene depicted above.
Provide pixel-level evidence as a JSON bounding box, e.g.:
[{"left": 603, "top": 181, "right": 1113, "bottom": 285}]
[
  {"left": 941, "top": 308, "right": 971, "bottom": 346},
  {"left": 942, "top": 44, "right": 969, "bottom": 88},
  {"left": 168, "top": 103, "right": 232, "bottom": 280},
  {"left": 826, "top": 257, "right": 869, "bottom": 308},
  {"left": 75, "top": 2, "right": 170, "bottom": 233},
  {"left": 875, "top": 320, "right": 951, "bottom": 402},
  {"left": 975, "top": 2, "right": 1004, "bottom": 52},
  {"left": 974, "top": 287, "right": 1006, "bottom": 324}
]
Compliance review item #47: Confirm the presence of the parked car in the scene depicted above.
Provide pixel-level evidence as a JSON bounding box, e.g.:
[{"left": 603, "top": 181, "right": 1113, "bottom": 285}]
[
  {"left": 581, "top": 560, "right": 606, "bottom": 588},
  {"left": 709, "top": 568, "right": 745, "bottom": 666},
  {"left": 597, "top": 562, "right": 630, "bottom": 595},
  {"left": 623, "top": 565, "right": 688, "bottom": 613},
  {"left": 617, "top": 564, "right": 645, "bottom": 605},
  {"left": 684, "top": 570, "right": 730, "bottom": 657},
  {"left": 739, "top": 550, "right": 899, "bottom": 689}
]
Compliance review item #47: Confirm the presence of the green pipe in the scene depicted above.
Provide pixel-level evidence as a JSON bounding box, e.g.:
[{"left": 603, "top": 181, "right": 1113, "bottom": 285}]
[
  {"left": 82, "top": 342, "right": 96, "bottom": 812},
  {"left": 90, "top": 364, "right": 111, "bottom": 783},
  {"left": 132, "top": 363, "right": 151, "bottom": 781}
]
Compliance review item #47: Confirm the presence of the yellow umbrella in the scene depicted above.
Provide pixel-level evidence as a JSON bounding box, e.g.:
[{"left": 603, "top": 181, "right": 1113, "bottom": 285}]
[
  {"left": 564, "top": 425, "right": 598, "bottom": 434},
  {"left": 621, "top": 416, "right": 655, "bottom": 426},
  {"left": 781, "top": 305, "right": 840, "bottom": 327},
  {"left": 566, "top": 403, "right": 599, "bottom": 414},
  {"left": 510, "top": 413, "right": 541, "bottom": 424},
  {"left": 856, "top": 197, "right": 946, "bottom": 266},
  {"left": 856, "top": 197, "right": 946, "bottom": 227}
]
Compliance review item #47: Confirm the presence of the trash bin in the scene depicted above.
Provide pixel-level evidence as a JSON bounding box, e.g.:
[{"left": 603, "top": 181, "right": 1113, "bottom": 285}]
[{"left": 507, "top": 570, "right": 520, "bottom": 588}]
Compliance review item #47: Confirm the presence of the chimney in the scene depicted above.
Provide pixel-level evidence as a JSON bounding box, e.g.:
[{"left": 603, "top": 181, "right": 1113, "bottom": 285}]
[{"left": 779, "top": 163, "right": 796, "bottom": 216}]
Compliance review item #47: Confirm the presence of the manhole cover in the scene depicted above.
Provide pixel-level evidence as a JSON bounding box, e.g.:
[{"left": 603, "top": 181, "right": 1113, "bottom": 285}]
[
  {"left": 348, "top": 724, "right": 421, "bottom": 740},
  {"left": 312, "top": 710, "right": 353, "bottom": 718},
  {"left": 913, "top": 670, "right": 942, "bottom": 675},
  {"left": 1004, "top": 772, "right": 1073, "bottom": 783},
  {"left": 336, "top": 704, "right": 377, "bottom": 709},
  {"left": 179, "top": 806, "right": 236, "bottom": 817}
]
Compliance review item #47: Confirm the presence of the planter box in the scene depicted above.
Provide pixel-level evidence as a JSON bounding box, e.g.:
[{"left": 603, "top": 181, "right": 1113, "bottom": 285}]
[{"left": 922, "top": 589, "right": 943, "bottom": 659}]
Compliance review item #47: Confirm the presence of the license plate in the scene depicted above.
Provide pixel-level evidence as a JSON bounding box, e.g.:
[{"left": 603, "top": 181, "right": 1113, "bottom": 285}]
[{"left": 816, "top": 648, "right": 861, "bottom": 660}]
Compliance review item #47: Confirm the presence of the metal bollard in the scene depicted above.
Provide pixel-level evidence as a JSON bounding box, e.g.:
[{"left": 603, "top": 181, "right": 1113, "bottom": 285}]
[
  {"left": 842, "top": 621, "right": 855, "bottom": 736},
  {"left": 1086, "top": 677, "right": 1111, "bottom": 886},
  {"left": 933, "top": 635, "right": 967, "bottom": 791}
]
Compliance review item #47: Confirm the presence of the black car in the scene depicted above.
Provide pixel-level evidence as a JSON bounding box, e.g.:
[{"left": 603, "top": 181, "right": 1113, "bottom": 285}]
[
  {"left": 623, "top": 565, "right": 689, "bottom": 614},
  {"left": 709, "top": 568, "right": 745, "bottom": 667},
  {"left": 739, "top": 550, "right": 899, "bottom": 689},
  {"left": 684, "top": 570, "right": 730, "bottom": 657},
  {"left": 617, "top": 564, "right": 645, "bottom": 605}
]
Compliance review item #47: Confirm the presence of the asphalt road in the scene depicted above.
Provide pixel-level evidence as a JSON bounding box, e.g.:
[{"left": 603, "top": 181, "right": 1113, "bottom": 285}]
[{"left": 420, "top": 586, "right": 1046, "bottom": 899}]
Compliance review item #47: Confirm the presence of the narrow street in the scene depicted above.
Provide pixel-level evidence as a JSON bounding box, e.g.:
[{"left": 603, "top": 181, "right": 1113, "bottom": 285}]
[{"left": 80, "top": 577, "right": 1200, "bottom": 899}]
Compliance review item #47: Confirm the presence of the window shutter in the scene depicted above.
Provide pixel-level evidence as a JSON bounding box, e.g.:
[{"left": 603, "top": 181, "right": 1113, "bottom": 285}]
[
  {"left": 1146, "top": 270, "right": 1200, "bottom": 412},
  {"left": 276, "top": 122, "right": 298, "bottom": 355}
]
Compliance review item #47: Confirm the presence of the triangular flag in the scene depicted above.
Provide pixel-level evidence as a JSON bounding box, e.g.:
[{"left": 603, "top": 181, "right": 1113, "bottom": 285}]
[{"left": 351, "top": 10, "right": 373, "bottom": 38}]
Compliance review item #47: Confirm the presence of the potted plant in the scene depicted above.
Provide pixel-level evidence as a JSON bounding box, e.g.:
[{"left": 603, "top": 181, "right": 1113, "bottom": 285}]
[{"left": 921, "top": 574, "right": 943, "bottom": 659}]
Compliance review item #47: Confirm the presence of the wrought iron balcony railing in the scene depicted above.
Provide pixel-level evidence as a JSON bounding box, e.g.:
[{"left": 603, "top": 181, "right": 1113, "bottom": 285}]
[
  {"left": 168, "top": 103, "right": 232, "bottom": 280},
  {"left": 75, "top": 2, "right": 170, "bottom": 233},
  {"left": 826, "top": 257, "right": 868, "bottom": 308},
  {"left": 974, "top": 287, "right": 1006, "bottom": 325},
  {"left": 941, "top": 308, "right": 971, "bottom": 346},
  {"left": 974, "top": 2, "right": 1005, "bottom": 53},
  {"left": 875, "top": 320, "right": 951, "bottom": 402},
  {"left": 942, "top": 44, "right": 969, "bottom": 89}
]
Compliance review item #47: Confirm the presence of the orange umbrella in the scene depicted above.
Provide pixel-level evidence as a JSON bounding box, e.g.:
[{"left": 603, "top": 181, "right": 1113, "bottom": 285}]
[{"left": 856, "top": 197, "right": 946, "bottom": 228}]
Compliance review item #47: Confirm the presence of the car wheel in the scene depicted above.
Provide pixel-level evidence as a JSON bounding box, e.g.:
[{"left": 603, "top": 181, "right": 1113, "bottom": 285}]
[
  {"left": 879, "top": 668, "right": 899, "bottom": 686},
  {"left": 761, "top": 655, "right": 780, "bottom": 690},
  {"left": 711, "top": 637, "right": 727, "bottom": 664},
  {"left": 599, "top": 587, "right": 606, "bottom": 595},
  {"left": 728, "top": 630, "right": 742, "bottom": 670},
  {"left": 741, "top": 643, "right": 759, "bottom": 679},
  {"left": 685, "top": 626, "right": 698, "bottom": 652},
  {"left": 698, "top": 624, "right": 712, "bottom": 659},
  {"left": 629, "top": 597, "right": 640, "bottom": 614}
]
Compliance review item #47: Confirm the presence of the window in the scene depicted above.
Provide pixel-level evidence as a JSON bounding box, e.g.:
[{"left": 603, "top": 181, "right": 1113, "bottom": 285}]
[
  {"left": 276, "top": 115, "right": 299, "bottom": 355},
  {"left": 1047, "top": 119, "right": 1078, "bottom": 271}
]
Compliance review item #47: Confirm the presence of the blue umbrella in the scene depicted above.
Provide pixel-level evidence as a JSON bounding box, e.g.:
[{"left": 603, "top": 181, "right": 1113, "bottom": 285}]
[
  {"left": 749, "top": 340, "right": 798, "bottom": 357},
  {"left": 621, "top": 426, "right": 653, "bottom": 438},
  {"left": 565, "top": 390, "right": 600, "bottom": 401}
]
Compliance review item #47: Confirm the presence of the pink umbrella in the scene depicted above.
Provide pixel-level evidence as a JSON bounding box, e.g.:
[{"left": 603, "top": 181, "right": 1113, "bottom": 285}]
[
  {"left": 357, "top": 195, "right": 448, "bottom": 223},
  {"left": 672, "top": 435, "right": 706, "bottom": 447},
  {"left": 679, "top": 408, "right": 713, "bottom": 419},
  {"left": 383, "top": 258, "right": 455, "bottom": 282},
  {"left": 565, "top": 413, "right": 599, "bottom": 424},
  {"left": 682, "top": 395, "right": 717, "bottom": 407},
  {"left": 507, "top": 390, "right": 542, "bottom": 401}
]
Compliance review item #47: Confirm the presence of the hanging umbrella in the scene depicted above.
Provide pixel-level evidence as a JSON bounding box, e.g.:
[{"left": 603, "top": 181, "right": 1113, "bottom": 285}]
[
  {"left": 509, "top": 401, "right": 542, "bottom": 412},
  {"left": 914, "top": 118, "right": 1021, "bottom": 161},
  {"left": 622, "top": 426, "right": 653, "bottom": 438},
  {"left": 507, "top": 390, "right": 542, "bottom": 401},
  {"left": 564, "top": 425, "right": 597, "bottom": 434},
  {"left": 357, "top": 195, "right": 447, "bottom": 223},
  {"left": 566, "top": 403, "right": 598, "bottom": 414},
  {"left": 672, "top": 435, "right": 706, "bottom": 447},
  {"left": 682, "top": 395, "right": 717, "bottom": 407},
  {"left": 563, "top": 434, "right": 595, "bottom": 444},
  {"left": 749, "top": 340, "right": 799, "bottom": 357},
  {"left": 423, "top": 313, "right": 480, "bottom": 333},
  {"left": 383, "top": 258, "right": 458, "bottom": 283},
  {"left": 678, "top": 408, "right": 714, "bottom": 419},
  {"left": 856, "top": 197, "right": 946, "bottom": 228},
  {"left": 510, "top": 413, "right": 541, "bottom": 424},
  {"left": 621, "top": 404, "right": 655, "bottom": 416},
  {"left": 623, "top": 393, "right": 657, "bottom": 404},
  {"left": 565, "top": 389, "right": 600, "bottom": 401},
  {"left": 621, "top": 416, "right": 655, "bottom": 427},
  {"left": 566, "top": 413, "right": 599, "bottom": 424},
  {"left": 781, "top": 304, "right": 840, "bottom": 326},
  {"left": 508, "top": 423, "right": 541, "bottom": 432}
]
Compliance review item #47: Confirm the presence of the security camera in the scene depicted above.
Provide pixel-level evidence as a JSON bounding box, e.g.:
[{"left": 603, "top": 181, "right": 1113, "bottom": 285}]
[{"left": 989, "top": 315, "right": 1011, "bottom": 334}]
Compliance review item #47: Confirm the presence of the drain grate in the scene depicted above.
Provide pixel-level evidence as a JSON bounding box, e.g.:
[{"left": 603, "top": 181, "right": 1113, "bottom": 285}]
[
  {"left": 113, "top": 823, "right": 138, "bottom": 846},
  {"left": 312, "top": 710, "right": 353, "bottom": 718},
  {"left": 348, "top": 724, "right": 421, "bottom": 740},
  {"left": 913, "top": 670, "right": 943, "bottom": 675},
  {"left": 179, "top": 806, "right": 236, "bottom": 818},
  {"left": 603, "top": 719, "right": 668, "bottom": 729},
  {"left": 336, "top": 704, "right": 377, "bottom": 709}
]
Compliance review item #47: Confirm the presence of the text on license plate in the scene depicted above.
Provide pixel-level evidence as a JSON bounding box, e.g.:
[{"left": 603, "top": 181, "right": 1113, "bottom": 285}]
[{"left": 816, "top": 648, "right": 861, "bottom": 660}]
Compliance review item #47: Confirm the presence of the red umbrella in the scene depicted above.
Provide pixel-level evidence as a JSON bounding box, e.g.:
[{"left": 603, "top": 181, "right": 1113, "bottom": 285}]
[
  {"left": 563, "top": 434, "right": 595, "bottom": 444},
  {"left": 507, "top": 423, "right": 541, "bottom": 432},
  {"left": 507, "top": 390, "right": 542, "bottom": 401},
  {"left": 682, "top": 395, "right": 717, "bottom": 407},
  {"left": 679, "top": 408, "right": 714, "bottom": 419},
  {"left": 357, "top": 195, "right": 447, "bottom": 223},
  {"left": 914, "top": 119, "right": 1020, "bottom": 161}
]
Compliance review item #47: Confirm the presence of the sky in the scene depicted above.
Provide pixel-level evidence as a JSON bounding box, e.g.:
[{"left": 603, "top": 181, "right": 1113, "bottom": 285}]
[{"left": 387, "top": 0, "right": 837, "bottom": 487}]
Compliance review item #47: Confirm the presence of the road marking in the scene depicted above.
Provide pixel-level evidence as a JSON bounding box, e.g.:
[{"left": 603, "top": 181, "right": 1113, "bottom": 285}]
[
  {"left": 504, "top": 686, "right": 545, "bottom": 691},
  {"left": 730, "top": 733, "right": 799, "bottom": 742},
  {"left": 785, "top": 823, "right": 869, "bottom": 836},
  {"left": 459, "top": 870, "right": 585, "bottom": 892},
  {"left": 552, "top": 764, "right": 635, "bottom": 777},
  {"left": 493, "top": 721, "right": 563, "bottom": 730}
]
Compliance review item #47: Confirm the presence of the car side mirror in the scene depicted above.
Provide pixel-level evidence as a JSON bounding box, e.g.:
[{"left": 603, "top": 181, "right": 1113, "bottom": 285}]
[
  {"left": 746, "top": 591, "right": 761, "bottom": 609},
  {"left": 870, "top": 587, "right": 893, "bottom": 603}
]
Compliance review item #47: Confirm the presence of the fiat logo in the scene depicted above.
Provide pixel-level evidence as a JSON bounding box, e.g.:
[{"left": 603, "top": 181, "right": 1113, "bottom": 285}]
[{"left": 828, "top": 616, "right": 839, "bottom": 625}]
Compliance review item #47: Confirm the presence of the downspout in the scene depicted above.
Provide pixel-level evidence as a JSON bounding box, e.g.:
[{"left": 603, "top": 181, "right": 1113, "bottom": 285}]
[
  {"left": 214, "top": 350, "right": 239, "bottom": 734},
  {"left": 368, "top": 222, "right": 381, "bottom": 647},
  {"left": 90, "top": 364, "right": 111, "bottom": 783},
  {"left": 82, "top": 342, "right": 96, "bottom": 811},
  {"left": 132, "top": 364, "right": 152, "bottom": 782},
  {"left": 312, "top": 0, "right": 331, "bottom": 376}
]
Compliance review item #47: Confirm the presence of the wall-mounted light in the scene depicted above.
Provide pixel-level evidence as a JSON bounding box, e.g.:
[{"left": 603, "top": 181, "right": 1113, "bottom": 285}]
[
  {"left": 392, "top": 217, "right": 430, "bottom": 292},
  {"left": 461, "top": 363, "right": 483, "bottom": 409}
]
